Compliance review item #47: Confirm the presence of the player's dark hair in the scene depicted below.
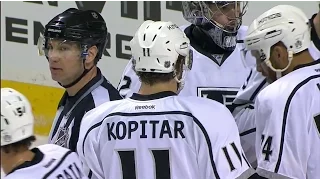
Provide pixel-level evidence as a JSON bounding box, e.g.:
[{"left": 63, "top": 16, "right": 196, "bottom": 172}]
[
  {"left": 1, "top": 135, "right": 36, "bottom": 154},
  {"left": 136, "top": 55, "right": 185, "bottom": 86}
]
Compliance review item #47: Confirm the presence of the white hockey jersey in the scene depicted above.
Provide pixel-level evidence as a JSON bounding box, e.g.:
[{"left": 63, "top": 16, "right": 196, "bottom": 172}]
[
  {"left": 3, "top": 144, "right": 87, "bottom": 179},
  {"left": 77, "top": 91, "right": 255, "bottom": 179},
  {"left": 255, "top": 60, "right": 320, "bottom": 178},
  {"left": 232, "top": 14, "right": 320, "bottom": 167},
  {"left": 117, "top": 25, "right": 255, "bottom": 113},
  {"left": 233, "top": 13, "right": 320, "bottom": 107}
]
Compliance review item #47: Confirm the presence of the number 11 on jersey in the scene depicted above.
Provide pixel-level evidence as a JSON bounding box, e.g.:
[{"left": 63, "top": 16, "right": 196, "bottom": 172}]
[
  {"left": 117, "top": 149, "right": 170, "bottom": 179},
  {"left": 222, "top": 142, "right": 248, "bottom": 171}
]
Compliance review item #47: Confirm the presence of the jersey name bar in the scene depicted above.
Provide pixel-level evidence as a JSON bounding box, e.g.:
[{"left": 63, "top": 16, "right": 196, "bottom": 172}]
[{"left": 107, "top": 120, "right": 185, "bottom": 140}]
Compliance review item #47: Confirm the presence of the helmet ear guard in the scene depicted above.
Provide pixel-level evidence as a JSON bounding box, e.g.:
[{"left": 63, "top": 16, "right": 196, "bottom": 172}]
[{"left": 174, "top": 41, "right": 189, "bottom": 57}]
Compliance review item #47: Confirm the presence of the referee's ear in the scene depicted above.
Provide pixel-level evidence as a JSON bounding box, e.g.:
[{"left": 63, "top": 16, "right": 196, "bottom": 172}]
[{"left": 84, "top": 45, "right": 98, "bottom": 68}]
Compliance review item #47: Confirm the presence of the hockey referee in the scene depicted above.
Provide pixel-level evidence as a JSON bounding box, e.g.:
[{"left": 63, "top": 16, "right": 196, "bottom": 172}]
[{"left": 38, "top": 8, "right": 122, "bottom": 152}]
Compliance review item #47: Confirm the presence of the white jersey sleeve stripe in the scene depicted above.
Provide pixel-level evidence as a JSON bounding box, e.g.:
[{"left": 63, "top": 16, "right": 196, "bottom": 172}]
[
  {"left": 42, "top": 150, "right": 73, "bottom": 179},
  {"left": 241, "top": 152, "right": 251, "bottom": 167},
  {"left": 275, "top": 74, "right": 320, "bottom": 173},
  {"left": 81, "top": 120, "right": 103, "bottom": 154},
  {"left": 88, "top": 170, "right": 92, "bottom": 178},
  {"left": 249, "top": 78, "right": 267, "bottom": 102},
  {"left": 81, "top": 111, "right": 221, "bottom": 178}
]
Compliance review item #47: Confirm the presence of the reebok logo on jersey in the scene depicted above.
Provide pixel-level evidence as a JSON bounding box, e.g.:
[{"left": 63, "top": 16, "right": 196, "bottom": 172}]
[
  {"left": 135, "top": 105, "right": 156, "bottom": 110},
  {"left": 44, "top": 158, "right": 56, "bottom": 168}
]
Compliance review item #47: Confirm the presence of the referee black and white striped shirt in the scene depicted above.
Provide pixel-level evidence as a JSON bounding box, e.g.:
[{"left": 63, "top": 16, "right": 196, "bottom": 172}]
[{"left": 48, "top": 68, "right": 122, "bottom": 152}]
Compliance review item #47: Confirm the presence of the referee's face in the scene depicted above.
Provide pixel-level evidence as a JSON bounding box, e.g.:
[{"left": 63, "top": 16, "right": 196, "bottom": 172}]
[{"left": 47, "top": 39, "right": 84, "bottom": 86}]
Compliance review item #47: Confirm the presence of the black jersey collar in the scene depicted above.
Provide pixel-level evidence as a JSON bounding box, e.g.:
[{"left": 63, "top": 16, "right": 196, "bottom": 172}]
[
  {"left": 58, "top": 67, "right": 103, "bottom": 107},
  {"left": 6, "top": 148, "right": 44, "bottom": 176},
  {"left": 130, "top": 91, "right": 177, "bottom": 101},
  {"left": 293, "top": 59, "right": 320, "bottom": 71}
]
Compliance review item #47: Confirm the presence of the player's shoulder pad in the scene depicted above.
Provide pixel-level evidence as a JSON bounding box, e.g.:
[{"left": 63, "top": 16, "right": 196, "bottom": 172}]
[
  {"left": 183, "top": 96, "right": 231, "bottom": 111},
  {"left": 178, "top": 96, "right": 238, "bottom": 134},
  {"left": 37, "top": 144, "right": 70, "bottom": 154},
  {"left": 80, "top": 99, "right": 127, "bottom": 130},
  {"left": 256, "top": 73, "right": 301, "bottom": 110},
  {"left": 179, "top": 96, "right": 235, "bottom": 121},
  {"left": 258, "top": 63, "right": 319, "bottom": 103},
  {"left": 84, "top": 99, "right": 125, "bottom": 118},
  {"left": 257, "top": 77, "right": 283, "bottom": 101}
]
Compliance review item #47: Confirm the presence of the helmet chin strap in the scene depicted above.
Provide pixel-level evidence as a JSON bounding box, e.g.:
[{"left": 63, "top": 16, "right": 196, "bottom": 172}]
[
  {"left": 264, "top": 50, "right": 293, "bottom": 80},
  {"left": 59, "top": 59, "right": 94, "bottom": 89}
]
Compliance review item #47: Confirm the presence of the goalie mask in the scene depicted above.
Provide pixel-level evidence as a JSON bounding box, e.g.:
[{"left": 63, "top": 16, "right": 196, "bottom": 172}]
[{"left": 182, "top": 1, "right": 248, "bottom": 51}]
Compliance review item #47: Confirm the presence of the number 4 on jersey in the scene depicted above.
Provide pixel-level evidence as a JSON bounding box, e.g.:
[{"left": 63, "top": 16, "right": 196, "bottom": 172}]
[{"left": 261, "top": 134, "right": 273, "bottom": 161}]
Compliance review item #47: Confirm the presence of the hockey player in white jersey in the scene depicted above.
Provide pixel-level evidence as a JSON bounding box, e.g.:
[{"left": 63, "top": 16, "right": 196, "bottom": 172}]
[
  {"left": 118, "top": 3, "right": 256, "bottom": 167},
  {"left": 117, "top": 1, "right": 254, "bottom": 113},
  {"left": 77, "top": 20, "right": 255, "bottom": 179},
  {"left": 244, "top": 5, "right": 320, "bottom": 178},
  {"left": 1, "top": 88, "right": 87, "bottom": 179},
  {"left": 232, "top": 4, "right": 320, "bottom": 168}
]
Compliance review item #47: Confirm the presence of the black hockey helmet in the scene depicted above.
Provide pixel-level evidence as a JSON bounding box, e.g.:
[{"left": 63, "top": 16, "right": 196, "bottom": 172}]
[{"left": 42, "top": 8, "right": 108, "bottom": 62}]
